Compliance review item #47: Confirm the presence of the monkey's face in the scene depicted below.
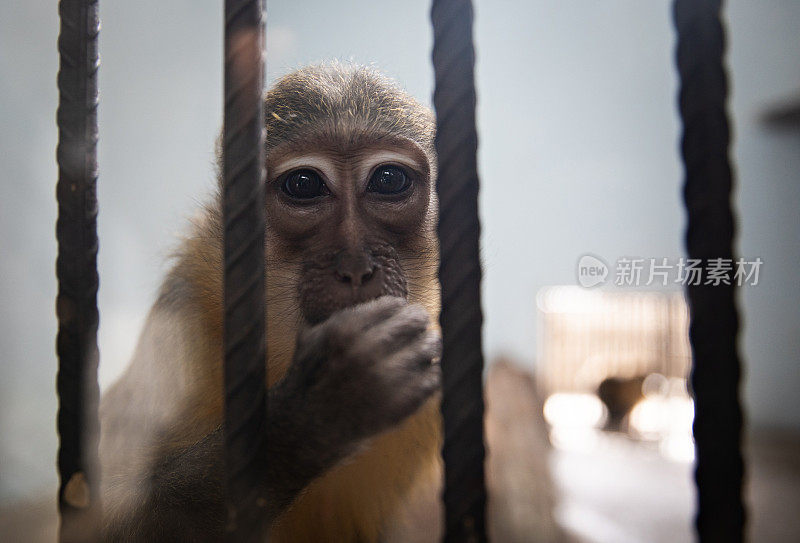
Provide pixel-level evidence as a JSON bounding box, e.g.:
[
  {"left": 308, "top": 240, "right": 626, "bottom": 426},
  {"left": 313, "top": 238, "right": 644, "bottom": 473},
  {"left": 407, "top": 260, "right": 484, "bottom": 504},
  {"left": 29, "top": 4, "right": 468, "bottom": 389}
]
[{"left": 266, "top": 137, "right": 437, "bottom": 325}]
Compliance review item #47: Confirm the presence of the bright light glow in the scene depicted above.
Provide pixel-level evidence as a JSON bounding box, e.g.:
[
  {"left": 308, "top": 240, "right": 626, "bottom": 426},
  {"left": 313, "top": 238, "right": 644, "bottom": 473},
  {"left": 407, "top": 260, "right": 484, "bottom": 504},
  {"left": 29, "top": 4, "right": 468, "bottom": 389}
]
[
  {"left": 642, "top": 373, "right": 668, "bottom": 397},
  {"left": 544, "top": 393, "right": 608, "bottom": 453},
  {"left": 629, "top": 394, "right": 695, "bottom": 462},
  {"left": 629, "top": 397, "right": 667, "bottom": 437},
  {"left": 630, "top": 396, "right": 694, "bottom": 437},
  {"left": 661, "top": 431, "right": 695, "bottom": 463},
  {"left": 544, "top": 392, "right": 607, "bottom": 428}
]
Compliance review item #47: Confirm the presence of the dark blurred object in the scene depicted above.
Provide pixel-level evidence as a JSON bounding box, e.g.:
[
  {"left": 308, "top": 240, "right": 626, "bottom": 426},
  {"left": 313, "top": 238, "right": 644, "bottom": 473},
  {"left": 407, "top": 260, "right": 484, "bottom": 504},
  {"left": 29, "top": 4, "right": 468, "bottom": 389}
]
[
  {"left": 597, "top": 376, "right": 645, "bottom": 431},
  {"left": 761, "top": 91, "right": 800, "bottom": 129}
]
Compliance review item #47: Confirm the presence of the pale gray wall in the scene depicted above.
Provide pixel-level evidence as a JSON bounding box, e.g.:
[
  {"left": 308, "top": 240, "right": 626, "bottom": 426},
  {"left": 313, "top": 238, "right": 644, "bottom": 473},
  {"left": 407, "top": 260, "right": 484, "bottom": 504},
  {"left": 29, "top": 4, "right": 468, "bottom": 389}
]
[{"left": 1, "top": 0, "right": 798, "bottom": 504}]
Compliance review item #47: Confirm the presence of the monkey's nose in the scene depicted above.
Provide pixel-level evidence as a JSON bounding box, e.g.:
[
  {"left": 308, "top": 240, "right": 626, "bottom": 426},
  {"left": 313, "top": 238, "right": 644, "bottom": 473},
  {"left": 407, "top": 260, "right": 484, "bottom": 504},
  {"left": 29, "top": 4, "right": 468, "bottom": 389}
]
[{"left": 335, "top": 251, "right": 375, "bottom": 287}]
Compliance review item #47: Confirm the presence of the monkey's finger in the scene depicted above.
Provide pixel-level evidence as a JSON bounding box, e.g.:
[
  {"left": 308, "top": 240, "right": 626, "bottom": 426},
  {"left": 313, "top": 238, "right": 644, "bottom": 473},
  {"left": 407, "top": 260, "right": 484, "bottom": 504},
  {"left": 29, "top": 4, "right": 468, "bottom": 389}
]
[
  {"left": 349, "top": 295, "right": 408, "bottom": 326},
  {"left": 419, "top": 363, "right": 442, "bottom": 396},
  {"left": 385, "top": 329, "right": 442, "bottom": 374},
  {"left": 380, "top": 362, "right": 440, "bottom": 427},
  {"left": 326, "top": 295, "right": 408, "bottom": 341},
  {"left": 355, "top": 303, "right": 431, "bottom": 359},
  {"left": 402, "top": 363, "right": 442, "bottom": 413},
  {"left": 297, "top": 296, "right": 403, "bottom": 349},
  {"left": 414, "top": 328, "right": 443, "bottom": 368}
]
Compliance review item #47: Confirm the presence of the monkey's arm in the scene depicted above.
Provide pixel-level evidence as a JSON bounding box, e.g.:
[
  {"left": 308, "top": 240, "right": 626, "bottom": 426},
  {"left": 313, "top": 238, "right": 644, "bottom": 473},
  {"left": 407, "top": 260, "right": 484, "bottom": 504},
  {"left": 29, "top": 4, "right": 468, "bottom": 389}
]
[
  {"left": 110, "top": 297, "right": 440, "bottom": 540},
  {"left": 125, "top": 388, "right": 343, "bottom": 541}
]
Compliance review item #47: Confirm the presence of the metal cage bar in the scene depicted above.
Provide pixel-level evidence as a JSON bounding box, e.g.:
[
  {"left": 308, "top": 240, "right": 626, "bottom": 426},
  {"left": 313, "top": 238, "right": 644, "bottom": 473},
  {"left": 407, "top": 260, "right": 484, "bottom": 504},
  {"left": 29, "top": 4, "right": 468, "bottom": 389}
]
[
  {"left": 431, "top": 0, "right": 489, "bottom": 541},
  {"left": 673, "top": 0, "right": 747, "bottom": 540},
  {"left": 55, "top": 0, "right": 102, "bottom": 540},
  {"left": 221, "top": 0, "right": 268, "bottom": 540}
]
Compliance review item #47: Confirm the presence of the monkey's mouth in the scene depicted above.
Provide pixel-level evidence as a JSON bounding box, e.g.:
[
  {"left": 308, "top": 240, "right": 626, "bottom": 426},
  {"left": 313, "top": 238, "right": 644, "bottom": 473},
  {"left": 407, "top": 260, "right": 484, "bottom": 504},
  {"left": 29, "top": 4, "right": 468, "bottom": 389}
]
[{"left": 299, "top": 280, "right": 408, "bottom": 325}]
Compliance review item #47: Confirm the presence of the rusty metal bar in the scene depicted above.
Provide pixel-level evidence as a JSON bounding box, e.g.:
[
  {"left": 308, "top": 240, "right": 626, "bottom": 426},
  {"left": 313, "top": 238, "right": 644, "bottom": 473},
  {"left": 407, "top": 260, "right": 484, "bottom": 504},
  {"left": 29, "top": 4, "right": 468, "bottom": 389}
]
[
  {"left": 55, "top": 0, "right": 102, "bottom": 540},
  {"left": 221, "top": 0, "right": 268, "bottom": 540},
  {"left": 222, "top": 0, "right": 267, "bottom": 542},
  {"left": 431, "top": 0, "right": 489, "bottom": 541},
  {"left": 673, "top": 0, "right": 747, "bottom": 540}
]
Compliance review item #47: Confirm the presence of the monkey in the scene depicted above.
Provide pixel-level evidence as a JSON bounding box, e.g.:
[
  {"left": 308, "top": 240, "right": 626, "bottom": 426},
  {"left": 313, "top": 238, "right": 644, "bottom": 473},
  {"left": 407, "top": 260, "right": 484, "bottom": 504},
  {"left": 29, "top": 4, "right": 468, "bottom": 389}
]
[{"left": 97, "top": 62, "right": 445, "bottom": 542}]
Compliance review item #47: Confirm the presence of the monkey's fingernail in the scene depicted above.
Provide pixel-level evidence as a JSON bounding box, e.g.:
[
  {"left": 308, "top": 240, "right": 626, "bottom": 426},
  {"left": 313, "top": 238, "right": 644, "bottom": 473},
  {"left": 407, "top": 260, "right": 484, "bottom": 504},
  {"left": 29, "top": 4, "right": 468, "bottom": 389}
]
[{"left": 431, "top": 356, "right": 441, "bottom": 365}]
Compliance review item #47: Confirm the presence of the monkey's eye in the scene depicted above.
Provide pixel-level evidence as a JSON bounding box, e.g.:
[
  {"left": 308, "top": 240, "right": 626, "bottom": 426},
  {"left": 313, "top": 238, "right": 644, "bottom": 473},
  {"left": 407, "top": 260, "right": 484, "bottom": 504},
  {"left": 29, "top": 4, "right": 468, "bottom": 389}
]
[
  {"left": 367, "top": 165, "right": 411, "bottom": 195},
  {"left": 281, "top": 169, "right": 328, "bottom": 200}
]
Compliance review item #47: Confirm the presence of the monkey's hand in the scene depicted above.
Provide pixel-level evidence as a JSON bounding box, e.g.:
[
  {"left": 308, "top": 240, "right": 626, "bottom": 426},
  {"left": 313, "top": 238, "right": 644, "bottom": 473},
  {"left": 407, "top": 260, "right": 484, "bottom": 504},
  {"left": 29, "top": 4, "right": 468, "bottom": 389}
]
[
  {"left": 268, "top": 296, "right": 440, "bottom": 493},
  {"left": 279, "top": 295, "right": 440, "bottom": 442}
]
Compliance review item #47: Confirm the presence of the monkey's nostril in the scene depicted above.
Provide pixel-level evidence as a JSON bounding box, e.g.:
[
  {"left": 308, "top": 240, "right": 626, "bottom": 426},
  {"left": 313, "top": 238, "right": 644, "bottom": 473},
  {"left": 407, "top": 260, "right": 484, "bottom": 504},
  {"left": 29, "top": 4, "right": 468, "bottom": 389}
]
[
  {"left": 335, "top": 266, "right": 375, "bottom": 287},
  {"left": 334, "top": 251, "right": 375, "bottom": 287},
  {"left": 337, "top": 270, "right": 353, "bottom": 284}
]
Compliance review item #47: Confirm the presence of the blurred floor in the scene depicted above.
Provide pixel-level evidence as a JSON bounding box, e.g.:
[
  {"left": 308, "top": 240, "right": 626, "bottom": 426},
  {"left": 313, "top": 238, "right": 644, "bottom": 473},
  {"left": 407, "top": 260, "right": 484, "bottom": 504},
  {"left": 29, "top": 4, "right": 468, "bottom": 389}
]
[
  {"left": 550, "top": 417, "right": 800, "bottom": 543},
  {"left": 745, "top": 429, "right": 800, "bottom": 543},
  {"left": 552, "top": 432, "right": 694, "bottom": 542}
]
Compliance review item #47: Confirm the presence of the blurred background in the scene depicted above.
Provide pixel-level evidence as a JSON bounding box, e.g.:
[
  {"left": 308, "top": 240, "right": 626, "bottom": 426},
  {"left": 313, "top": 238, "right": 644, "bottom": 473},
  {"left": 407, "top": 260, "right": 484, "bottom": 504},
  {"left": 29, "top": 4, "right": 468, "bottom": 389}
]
[{"left": 1, "top": 1, "right": 798, "bottom": 541}]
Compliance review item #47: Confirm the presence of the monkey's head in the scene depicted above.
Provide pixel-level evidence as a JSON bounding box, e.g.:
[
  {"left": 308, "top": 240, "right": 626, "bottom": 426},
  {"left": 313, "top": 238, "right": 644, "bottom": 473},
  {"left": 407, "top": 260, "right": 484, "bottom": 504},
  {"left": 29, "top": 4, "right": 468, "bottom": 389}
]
[{"left": 263, "top": 64, "right": 440, "bottom": 331}]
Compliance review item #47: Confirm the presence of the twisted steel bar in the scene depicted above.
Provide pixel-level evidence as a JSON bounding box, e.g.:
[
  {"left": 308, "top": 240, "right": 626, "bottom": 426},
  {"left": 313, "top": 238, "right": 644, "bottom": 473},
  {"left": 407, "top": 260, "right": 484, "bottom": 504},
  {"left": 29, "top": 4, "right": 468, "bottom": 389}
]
[
  {"left": 222, "top": 0, "right": 268, "bottom": 540},
  {"left": 673, "top": 1, "right": 746, "bottom": 541},
  {"left": 431, "top": 0, "right": 488, "bottom": 541},
  {"left": 55, "top": 0, "right": 101, "bottom": 540}
]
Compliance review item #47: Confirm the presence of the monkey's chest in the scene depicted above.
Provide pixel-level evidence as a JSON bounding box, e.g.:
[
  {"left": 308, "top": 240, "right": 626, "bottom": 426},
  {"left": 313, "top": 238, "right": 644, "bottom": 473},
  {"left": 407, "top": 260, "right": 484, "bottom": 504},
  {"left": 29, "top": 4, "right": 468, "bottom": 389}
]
[{"left": 271, "top": 402, "right": 441, "bottom": 543}]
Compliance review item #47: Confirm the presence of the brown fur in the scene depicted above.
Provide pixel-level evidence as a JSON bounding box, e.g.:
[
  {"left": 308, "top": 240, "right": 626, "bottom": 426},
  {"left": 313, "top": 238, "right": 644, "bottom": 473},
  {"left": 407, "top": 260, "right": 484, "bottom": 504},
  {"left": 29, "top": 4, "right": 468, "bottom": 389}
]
[
  {"left": 264, "top": 63, "right": 436, "bottom": 163},
  {"left": 99, "top": 63, "right": 443, "bottom": 541}
]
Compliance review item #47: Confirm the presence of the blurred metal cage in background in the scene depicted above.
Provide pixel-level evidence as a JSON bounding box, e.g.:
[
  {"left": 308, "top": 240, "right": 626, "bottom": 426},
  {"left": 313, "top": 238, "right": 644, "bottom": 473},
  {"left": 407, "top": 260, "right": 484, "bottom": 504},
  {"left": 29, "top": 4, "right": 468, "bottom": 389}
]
[
  {"left": 54, "top": 0, "right": 744, "bottom": 541},
  {"left": 536, "top": 287, "right": 691, "bottom": 396}
]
